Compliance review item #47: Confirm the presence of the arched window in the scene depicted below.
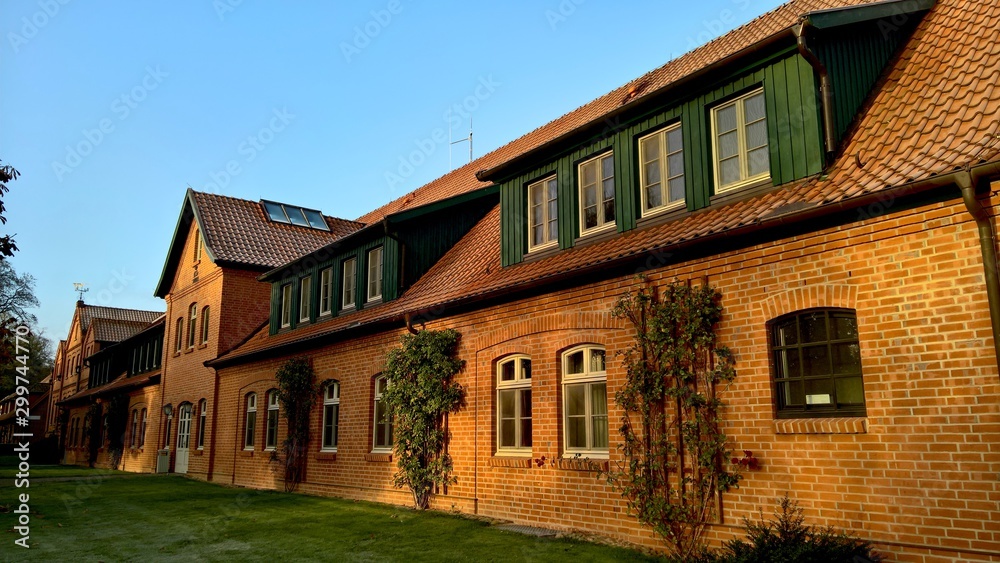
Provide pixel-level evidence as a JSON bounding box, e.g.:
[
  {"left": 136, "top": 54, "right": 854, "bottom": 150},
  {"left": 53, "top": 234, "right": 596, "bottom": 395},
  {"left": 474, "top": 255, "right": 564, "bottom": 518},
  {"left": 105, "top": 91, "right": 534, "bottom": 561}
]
[
  {"left": 562, "top": 345, "right": 608, "bottom": 456},
  {"left": 197, "top": 399, "right": 207, "bottom": 450},
  {"left": 372, "top": 376, "right": 392, "bottom": 452},
  {"left": 187, "top": 304, "right": 198, "bottom": 348},
  {"left": 265, "top": 391, "right": 279, "bottom": 451},
  {"left": 129, "top": 410, "right": 139, "bottom": 448},
  {"left": 175, "top": 318, "right": 184, "bottom": 353},
  {"left": 770, "top": 308, "right": 865, "bottom": 417},
  {"left": 201, "top": 306, "right": 210, "bottom": 344},
  {"left": 321, "top": 382, "right": 340, "bottom": 452},
  {"left": 496, "top": 355, "right": 532, "bottom": 454},
  {"left": 139, "top": 408, "right": 147, "bottom": 448},
  {"left": 244, "top": 393, "right": 257, "bottom": 450}
]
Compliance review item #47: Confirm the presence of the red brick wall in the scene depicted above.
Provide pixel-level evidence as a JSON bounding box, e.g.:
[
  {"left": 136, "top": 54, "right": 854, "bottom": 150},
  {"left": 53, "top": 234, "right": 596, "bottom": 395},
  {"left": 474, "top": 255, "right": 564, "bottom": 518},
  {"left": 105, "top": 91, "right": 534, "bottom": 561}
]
[{"left": 211, "top": 194, "right": 1000, "bottom": 562}]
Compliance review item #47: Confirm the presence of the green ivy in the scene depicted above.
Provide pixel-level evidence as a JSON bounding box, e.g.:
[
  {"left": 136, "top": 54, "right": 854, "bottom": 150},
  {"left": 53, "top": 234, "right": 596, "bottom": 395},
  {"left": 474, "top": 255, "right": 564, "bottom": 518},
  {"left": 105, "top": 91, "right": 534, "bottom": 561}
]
[
  {"left": 606, "top": 279, "right": 740, "bottom": 560},
  {"left": 381, "top": 329, "right": 465, "bottom": 510},
  {"left": 274, "top": 357, "right": 318, "bottom": 492}
]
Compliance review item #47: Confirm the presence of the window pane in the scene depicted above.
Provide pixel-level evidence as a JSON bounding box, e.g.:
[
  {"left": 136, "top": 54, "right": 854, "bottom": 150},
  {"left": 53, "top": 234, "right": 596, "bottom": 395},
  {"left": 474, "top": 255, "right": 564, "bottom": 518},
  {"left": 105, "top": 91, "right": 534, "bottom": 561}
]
[
  {"left": 747, "top": 147, "right": 770, "bottom": 177},
  {"left": 835, "top": 377, "right": 865, "bottom": 404},
  {"left": 667, "top": 127, "right": 683, "bottom": 153},
  {"left": 520, "top": 417, "right": 532, "bottom": 448},
  {"left": 263, "top": 201, "right": 286, "bottom": 222},
  {"left": 645, "top": 160, "right": 661, "bottom": 186},
  {"left": 744, "top": 92, "right": 766, "bottom": 122},
  {"left": 801, "top": 313, "right": 828, "bottom": 343},
  {"left": 566, "top": 351, "right": 584, "bottom": 374},
  {"left": 601, "top": 155, "right": 614, "bottom": 179},
  {"left": 531, "top": 184, "right": 543, "bottom": 205},
  {"left": 547, "top": 178, "right": 558, "bottom": 200},
  {"left": 521, "top": 359, "right": 531, "bottom": 379},
  {"left": 590, "top": 349, "right": 606, "bottom": 373},
  {"left": 668, "top": 178, "right": 685, "bottom": 203},
  {"left": 532, "top": 224, "right": 544, "bottom": 246},
  {"left": 591, "top": 383, "right": 607, "bottom": 416},
  {"left": 520, "top": 389, "right": 532, "bottom": 418},
  {"left": 805, "top": 378, "right": 834, "bottom": 405},
  {"left": 720, "top": 157, "right": 741, "bottom": 186},
  {"left": 745, "top": 120, "right": 768, "bottom": 150},
  {"left": 323, "top": 404, "right": 334, "bottom": 447},
  {"left": 499, "top": 389, "right": 515, "bottom": 420},
  {"left": 303, "top": 209, "right": 328, "bottom": 230},
  {"left": 641, "top": 135, "right": 660, "bottom": 163},
  {"left": 583, "top": 184, "right": 596, "bottom": 207},
  {"left": 603, "top": 200, "right": 615, "bottom": 224},
  {"left": 500, "top": 360, "right": 515, "bottom": 381},
  {"left": 774, "top": 319, "right": 798, "bottom": 346},
  {"left": 803, "top": 345, "right": 830, "bottom": 376},
  {"left": 531, "top": 204, "right": 543, "bottom": 230},
  {"left": 566, "top": 384, "right": 586, "bottom": 416},
  {"left": 831, "top": 343, "right": 862, "bottom": 375},
  {"left": 716, "top": 104, "right": 737, "bottom": 133},
  {"left": 830, "top": 314, "right": 858, "bottom": 340},
  {"left": 584, "top": 206, "right": 597, "bottom": 229},
  {"left": 780, "top": 380, "right": 804, "bottom": 407},
  {"left": 718, "top": 130, "right": 739, "bottom": 159},
  {"left": 286, "top": 207, "right": 309, "bottom": 227},
  {"left": 500, "top": 419, "right": 515, "bottom": 448},
  {"left": 646, "top": 184, "right": 663, "bottom": 209},
  {"left": 582, "top": 161, "right": 596, "bottom": 185},
  {"left": 775, "top": 349, "right": 800, "bottom": 378},
  {"left": 667, "top": 152, "right": 684, "bottom": 179}
]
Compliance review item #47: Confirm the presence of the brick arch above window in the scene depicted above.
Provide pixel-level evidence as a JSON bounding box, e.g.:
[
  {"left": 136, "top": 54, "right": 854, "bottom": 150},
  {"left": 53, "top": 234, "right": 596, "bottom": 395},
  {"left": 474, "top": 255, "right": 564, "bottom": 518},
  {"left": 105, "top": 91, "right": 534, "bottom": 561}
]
[
  {"left": 474, "top": 311, "right": 625, "bottom": 352},
  {"left": 761, "top": 284, "right": 858, "bottom": 322}
]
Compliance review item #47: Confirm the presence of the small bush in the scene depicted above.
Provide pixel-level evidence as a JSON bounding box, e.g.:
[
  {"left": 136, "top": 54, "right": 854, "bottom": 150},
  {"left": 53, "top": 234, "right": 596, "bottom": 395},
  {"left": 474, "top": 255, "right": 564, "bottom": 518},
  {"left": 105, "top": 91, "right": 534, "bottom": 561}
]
[{"left": 689, "top": 496, "right": 880, "bottom": 563}]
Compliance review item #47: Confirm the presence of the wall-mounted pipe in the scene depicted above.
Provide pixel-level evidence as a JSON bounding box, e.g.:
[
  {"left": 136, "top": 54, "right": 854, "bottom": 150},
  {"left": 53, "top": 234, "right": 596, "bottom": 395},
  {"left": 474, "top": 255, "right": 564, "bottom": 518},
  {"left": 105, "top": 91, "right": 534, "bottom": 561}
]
[
  {"left": 794, "top": 21, "right": 838, "bottom": 160},
  {"left": 958, "top": 166, "right": 1000, "bottom": 367}
]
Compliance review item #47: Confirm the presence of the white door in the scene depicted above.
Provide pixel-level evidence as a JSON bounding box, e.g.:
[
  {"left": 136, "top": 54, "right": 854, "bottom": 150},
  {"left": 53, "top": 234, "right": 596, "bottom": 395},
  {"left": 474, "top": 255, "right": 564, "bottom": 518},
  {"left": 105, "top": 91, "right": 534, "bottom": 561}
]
[{"left": 175, "top": 404, "right": 192, "bottom": 474}]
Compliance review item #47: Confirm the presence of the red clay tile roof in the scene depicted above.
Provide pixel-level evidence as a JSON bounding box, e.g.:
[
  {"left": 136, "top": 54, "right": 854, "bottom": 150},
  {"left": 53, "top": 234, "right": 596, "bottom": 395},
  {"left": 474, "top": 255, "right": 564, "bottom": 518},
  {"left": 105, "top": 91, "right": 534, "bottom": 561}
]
[
  {"left": 90, "top": 318, "right": 155, "bottom": 343},
  {"left": 192, "top": 191, "right": 363, "bottom": 269},
  {"left": 216, "top": 0, "right": 1000, "bottom": 366},
  {"left": 79, "top": 305, "right": 162, "bottom": 332},
  {"left": 355, "top": 0, "right": 881, "bottom": 225}
]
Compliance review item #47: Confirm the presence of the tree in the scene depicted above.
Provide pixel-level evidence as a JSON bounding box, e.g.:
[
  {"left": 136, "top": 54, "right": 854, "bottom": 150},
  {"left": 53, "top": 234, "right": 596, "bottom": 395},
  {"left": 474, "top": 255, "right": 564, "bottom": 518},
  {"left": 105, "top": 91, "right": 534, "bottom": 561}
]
[
  {"left": 381, "top": 328, "right": 465, "bottom": 509},
  {"left": 0, "top": 261, "right": 47, "bottom": 385},
  {"left": 0, "top": 325, "right": 52, "bottom": 397},
  {"left": 274, "top": 357, "right": 318, "bottom": 492},
  {"left": 0, "top": 160, "right": 21, "bottom": 259},
  {"left": 0, "top": 260, "right": 39, "bottom": 324},
  {"left": 606, "top": 279, "right": 740, "bottom": 560}
]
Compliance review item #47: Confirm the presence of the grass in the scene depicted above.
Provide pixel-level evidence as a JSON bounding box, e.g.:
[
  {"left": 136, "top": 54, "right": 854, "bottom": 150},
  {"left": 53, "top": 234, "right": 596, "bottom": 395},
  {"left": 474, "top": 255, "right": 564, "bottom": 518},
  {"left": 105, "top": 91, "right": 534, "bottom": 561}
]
[{"left": 0, "top": 462, "right": 659, "bottom": 562}]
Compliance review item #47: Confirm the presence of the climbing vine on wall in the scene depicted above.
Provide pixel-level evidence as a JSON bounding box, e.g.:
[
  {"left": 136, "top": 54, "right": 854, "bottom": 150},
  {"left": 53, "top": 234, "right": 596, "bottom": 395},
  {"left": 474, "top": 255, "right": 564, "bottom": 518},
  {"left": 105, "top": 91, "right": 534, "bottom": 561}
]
[
  {"left": 381, "top": 328, "right": 465, "bottom": 510},
  {"left": 606, "top": 278, "right": 740, "bottom": 560},
  {"left": 274, "top": 357, "right": 318, "bottom": 492}
]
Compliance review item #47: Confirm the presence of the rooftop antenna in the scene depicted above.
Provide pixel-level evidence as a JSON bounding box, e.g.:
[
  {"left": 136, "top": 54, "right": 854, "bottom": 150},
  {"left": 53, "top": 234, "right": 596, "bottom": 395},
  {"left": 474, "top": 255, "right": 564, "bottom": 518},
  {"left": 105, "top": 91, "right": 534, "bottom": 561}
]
[
  {"left": 449, "top": 116, "right": 473, "bottom": 170},
  {"left": 73, "top": 283, "right": 89, "bottom": 301}
]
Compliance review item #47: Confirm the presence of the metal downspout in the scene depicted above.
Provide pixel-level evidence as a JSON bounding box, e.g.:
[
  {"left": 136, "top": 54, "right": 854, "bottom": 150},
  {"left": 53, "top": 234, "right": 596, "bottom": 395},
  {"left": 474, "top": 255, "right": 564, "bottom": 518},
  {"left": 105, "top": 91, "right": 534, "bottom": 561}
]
[
  {"left": 958, "top": 169, "right": 1000, "bottom": 368},
  {"left": 794, "top": 21, "right": 838, "bottom": 159}
]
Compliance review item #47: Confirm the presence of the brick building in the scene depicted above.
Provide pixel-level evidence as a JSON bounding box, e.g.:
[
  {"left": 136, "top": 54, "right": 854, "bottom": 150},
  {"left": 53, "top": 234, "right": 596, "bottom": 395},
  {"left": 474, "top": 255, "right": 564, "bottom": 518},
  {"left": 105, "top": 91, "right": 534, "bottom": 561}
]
[{"left": 52, "top": 0, "right": 1000, "bottom": 560}]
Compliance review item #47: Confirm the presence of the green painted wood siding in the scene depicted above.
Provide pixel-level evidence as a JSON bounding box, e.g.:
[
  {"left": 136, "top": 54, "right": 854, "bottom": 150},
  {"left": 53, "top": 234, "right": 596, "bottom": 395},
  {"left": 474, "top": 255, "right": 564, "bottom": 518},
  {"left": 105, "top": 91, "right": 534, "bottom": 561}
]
[
  {"left": 814, "top": 20, "right": 917, "bottom": 140},
  {"left": 501, "top": 50, "right": 823, "bottom": 266},
  {"left": 269, "top": 235, "right": 398, "bottom": 334},
  {"left": 397, "top": 197, "right": 496, "bottom": 289}
]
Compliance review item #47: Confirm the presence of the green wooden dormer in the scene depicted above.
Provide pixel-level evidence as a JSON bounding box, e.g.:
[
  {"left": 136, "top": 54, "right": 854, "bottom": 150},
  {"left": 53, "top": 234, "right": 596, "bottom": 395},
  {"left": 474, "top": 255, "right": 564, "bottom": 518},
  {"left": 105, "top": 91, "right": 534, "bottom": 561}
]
[
  {"left": 483, "top": 0, "right": 931, "bottom": 267},
  {"left": 261, "top": 186, "right": 498, "bottom": 335}
]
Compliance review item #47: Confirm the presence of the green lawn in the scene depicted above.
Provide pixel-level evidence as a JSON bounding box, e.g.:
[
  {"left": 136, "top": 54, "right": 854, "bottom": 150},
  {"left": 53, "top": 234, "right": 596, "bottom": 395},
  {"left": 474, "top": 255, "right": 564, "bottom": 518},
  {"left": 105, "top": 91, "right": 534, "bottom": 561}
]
[{"left": 0, "top": 464, "right": 659, "bottom": 562}]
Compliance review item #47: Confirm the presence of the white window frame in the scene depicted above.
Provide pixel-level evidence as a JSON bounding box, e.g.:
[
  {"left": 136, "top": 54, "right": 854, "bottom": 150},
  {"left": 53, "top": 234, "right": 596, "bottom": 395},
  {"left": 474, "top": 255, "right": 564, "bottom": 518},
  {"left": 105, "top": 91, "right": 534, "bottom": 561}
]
[
  {"left": 372, "top": 375, "right": 392, "bottom": 453},
  {"left": 321, "top": 382, "right": 340, "bottom": 452},
  {"left": 561, "top": 345, "right": 609, "bottom": 458},
  {"left": 175, "top": 318, "right": 183, "bottom": 353},
  {"left": 341, "top": 258, "right": 356, "bottom": 311},
  {"left": 201, "top": 305, "right": 210, "bottom": 344},
  {"left": 495, "top": 355, "right": 532, "bottom": 456},
  {"left": 129, "top": 410, "right": 138, "bottom": 448},
  {"left": 197, "top": 400, "right": 207, "bottom": 450},
  {"left": 577, "top": 152, "right": 616, "bottom": 236},
  {"left": 711, "top": 88, "right": 769, "bottom": 193},
  {"left": 367, "top": 247, "right": 383, "bottom": 303},
  {"left": 299, "top": 276, "right": 312, "bottom": 323},
  {"left": 527, "top": 175, "right": 558, "bottom": 253},
  {"left": 280, "top": 284, "right": 292, "bottom": 328},
  {"left": 139, "top": 408, "right": 147, "bottom": 448},
  {"left": 319, "top": 267, "right": 333, "bottom": 316},
  {"left": 265, "top": 391, "right": 279, "bottom": 451},
  {"left": 244, "top": 393, "right": 257, "bottom": 451},
  {"left": 639, "top": 123, "right": 686, "bottom": 216}
]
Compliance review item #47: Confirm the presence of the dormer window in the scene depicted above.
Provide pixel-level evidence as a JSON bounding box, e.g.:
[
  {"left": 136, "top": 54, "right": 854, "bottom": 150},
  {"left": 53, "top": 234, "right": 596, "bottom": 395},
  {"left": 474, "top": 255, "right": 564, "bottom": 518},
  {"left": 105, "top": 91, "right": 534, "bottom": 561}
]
[
  {"left": 367, "top": 247, "right": 383, "bottom": 302},
  {"left": 528, "top": 176, "right": 558, "bottom": 252},
  {"left": 342, "top": 258, "right": 357, "bottom": 310},
  {"left": 578, "top": 153, "right": 615, "bottom": 235},
  {"left": 280, "top": 283, "right": 292, "bottom": 328},
  {"left": 712, "top": 88, "right": 769, "bottom": 192},
  {"left": 299, "top": 276, "right": 311, "bottom": 322},
  {"left": 639, "top": 123, "right": 685, "bottom": 214}
]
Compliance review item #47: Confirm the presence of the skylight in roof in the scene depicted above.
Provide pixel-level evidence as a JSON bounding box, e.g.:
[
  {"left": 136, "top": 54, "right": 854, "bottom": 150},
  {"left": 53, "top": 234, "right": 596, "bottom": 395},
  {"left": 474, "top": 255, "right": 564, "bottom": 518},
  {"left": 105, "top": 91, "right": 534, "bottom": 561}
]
[{"left": 260, "top": 200, "right": 330, "bottom": 231}]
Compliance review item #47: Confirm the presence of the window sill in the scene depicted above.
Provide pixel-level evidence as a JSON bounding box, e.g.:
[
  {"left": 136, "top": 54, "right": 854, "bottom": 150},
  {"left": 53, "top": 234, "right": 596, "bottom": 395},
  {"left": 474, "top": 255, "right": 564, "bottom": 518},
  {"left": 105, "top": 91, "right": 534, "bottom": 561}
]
[
  {"left": 636, "top": 202, "right": 689, "bottom": 230},
  {"left": 315, "top": 451, "right": 337, "bottom": 461},
  {"left": 521, "top": 244, "right": 560, "bottom": 264},
  {"left": 239, "top": 450, "right": 254, "bottom": 458},
  {"left": 173, "top": 352, "right": 181, "bottom": 358},
  {"left": 184, "top": 347, "right": 195, "bottom": 355},
  {"left": 197, "top": 343, "right": 208, "bottom": 350},
  {"left": 488, "top": 457, "right": 532, "bottom": 468},
  {"left": 709, "top": 176, "right": 775, "bottom": 207},
  {"left": 365, "top": 452, "right": 392, "bottom": 463},
  {"left": 192, "top": 450, "right": 204, "bottom": 457},
  {"left": 556, "top": 458, "right": 609, "bottom": 472},
  {"left": 339, "top": 306, "right": 356, "bottom": 315},
  {"left": 573, "top": 224, "right": 620, "bottom": 250},
  {"left": 773, "top": 417, "right": 867, "bottom": 435},
  {"left": 366, "top": 297, "right": 383, "bottom": 306},
  {"left": 265, "top": 447, "right": 276, "bottom": 453}
]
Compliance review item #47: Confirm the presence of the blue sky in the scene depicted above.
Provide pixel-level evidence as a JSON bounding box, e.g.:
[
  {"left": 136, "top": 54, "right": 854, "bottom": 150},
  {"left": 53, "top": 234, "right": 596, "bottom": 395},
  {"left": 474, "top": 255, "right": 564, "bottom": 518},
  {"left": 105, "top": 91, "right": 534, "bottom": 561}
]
[{"left": 1, "top": 0, "right": 784, "bottom": 344}]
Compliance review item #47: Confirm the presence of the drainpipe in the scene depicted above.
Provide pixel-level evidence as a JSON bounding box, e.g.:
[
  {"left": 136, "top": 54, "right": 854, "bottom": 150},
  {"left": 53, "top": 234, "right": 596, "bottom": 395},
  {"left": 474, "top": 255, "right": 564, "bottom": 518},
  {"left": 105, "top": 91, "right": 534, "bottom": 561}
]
[
  {"left": 404, "top": 312, "right": 421, "bottom": 335},
  {"left": 958, "top": 168, "right": 1000, "bottom": 366},
  {"left": 794, "top": 21, "right": 838, "bottom": 160}
]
